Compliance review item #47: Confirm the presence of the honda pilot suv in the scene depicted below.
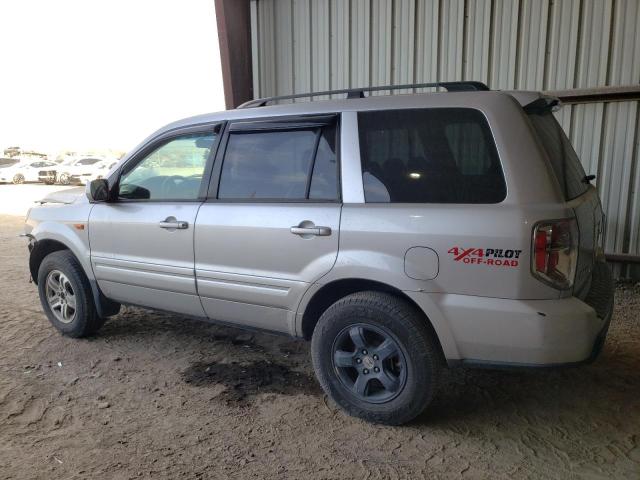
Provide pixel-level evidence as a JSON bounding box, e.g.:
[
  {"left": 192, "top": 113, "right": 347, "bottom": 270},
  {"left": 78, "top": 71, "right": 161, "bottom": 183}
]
[{"left": 24, "top": 82, "right": 614, "bottom": 425}]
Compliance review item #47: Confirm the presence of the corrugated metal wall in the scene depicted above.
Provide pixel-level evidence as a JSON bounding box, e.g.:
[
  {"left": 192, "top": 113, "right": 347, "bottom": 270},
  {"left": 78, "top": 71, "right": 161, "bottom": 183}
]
[{"left": 250, "top": 0, "right": 640, "bottom": 276}]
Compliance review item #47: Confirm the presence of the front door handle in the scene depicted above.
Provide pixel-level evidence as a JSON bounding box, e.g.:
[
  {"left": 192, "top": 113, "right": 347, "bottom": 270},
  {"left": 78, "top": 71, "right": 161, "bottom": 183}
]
[
  {"left": 290, "top": 225, "right": 332, "bottom": 237},
  {"left": 159, "top": 217, "right": 189, "bottom": 230}
]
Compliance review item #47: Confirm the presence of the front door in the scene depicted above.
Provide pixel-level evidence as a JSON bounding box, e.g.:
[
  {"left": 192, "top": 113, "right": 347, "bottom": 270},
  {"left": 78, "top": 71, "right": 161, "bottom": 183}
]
[
  {"left": 89, "top": 128, "right": 219, "bottom": 317},
  {"left": 195, "top": 115, "right": 341, "bottom": 334}
]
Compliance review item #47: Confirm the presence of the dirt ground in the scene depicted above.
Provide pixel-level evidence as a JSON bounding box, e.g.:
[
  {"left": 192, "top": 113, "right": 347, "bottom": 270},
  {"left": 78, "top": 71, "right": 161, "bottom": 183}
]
[{"left": 1, "top": 212, "right": 639, "bottom": 479}]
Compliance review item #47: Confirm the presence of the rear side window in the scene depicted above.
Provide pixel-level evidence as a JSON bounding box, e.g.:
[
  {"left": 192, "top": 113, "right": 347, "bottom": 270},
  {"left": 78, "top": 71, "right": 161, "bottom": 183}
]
[
  {"left": 218, "top": 124, "right": 338, "bottom": 200},
  {"left": 358, "top": 108, "right": 505, "bottom": 203},
  {"left": 526, "top": 108, "right": 588, "bottom": 200}
]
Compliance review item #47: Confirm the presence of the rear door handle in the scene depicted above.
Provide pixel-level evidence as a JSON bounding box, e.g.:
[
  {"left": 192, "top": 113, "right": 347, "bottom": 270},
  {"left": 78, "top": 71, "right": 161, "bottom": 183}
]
[
  {"left": 290, "top": 226, "right": 332, "bottom": 236},
  {"left": 159, "top": 219, "right": 189, "bottom": 230}
]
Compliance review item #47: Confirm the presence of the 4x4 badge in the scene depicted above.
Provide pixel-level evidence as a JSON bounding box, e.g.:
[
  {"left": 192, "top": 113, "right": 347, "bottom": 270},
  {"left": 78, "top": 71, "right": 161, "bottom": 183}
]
[{"left": 447, "top": 247, "right": 522, "bottom": 267}]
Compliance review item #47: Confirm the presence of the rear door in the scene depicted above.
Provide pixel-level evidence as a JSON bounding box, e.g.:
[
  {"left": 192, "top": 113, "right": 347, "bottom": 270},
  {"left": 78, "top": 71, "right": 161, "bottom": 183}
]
[
  {"left": 194, "top": 115, "right": 341, "bottom": 334},
  {"left": 89, "top": 126, "right": 221, "bottom": 317}
]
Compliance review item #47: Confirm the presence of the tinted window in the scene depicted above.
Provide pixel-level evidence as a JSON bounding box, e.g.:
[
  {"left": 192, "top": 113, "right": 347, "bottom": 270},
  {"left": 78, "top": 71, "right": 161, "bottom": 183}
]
[
  {"left": 218, "top": 125, "right": 338, "bottom": 200},
  {"left": 526, "top": 109, "right": 588, "bottom": 200},
  {"left": 120, "top": 133, "right": 215, "bottom": 200},
  {"left": 359, "top": 108, "right": 505, "bottom": 203},
  {"left": 310, "top": 125, "right": 338, "bottom": 200}
]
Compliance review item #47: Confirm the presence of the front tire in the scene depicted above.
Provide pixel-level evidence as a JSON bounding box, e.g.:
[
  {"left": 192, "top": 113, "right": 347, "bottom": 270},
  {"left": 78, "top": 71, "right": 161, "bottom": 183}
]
[
  {"left": 37, "top": 250, "right": 105, "bottom": 337},
  {"left": 12, "top": 173, "right": 25, "bottom": 184},
  {"left": 311, "top": 291, "right": 441, "bottom": 425}
]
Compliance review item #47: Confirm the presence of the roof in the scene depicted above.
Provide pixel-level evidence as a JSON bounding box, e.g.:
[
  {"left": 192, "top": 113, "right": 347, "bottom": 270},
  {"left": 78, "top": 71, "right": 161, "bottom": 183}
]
[
  {"left": 164, "top": 89, "right": 545, "bottom": 130},
  {"left": 120, "top": 89, "right": 548, "bottom": 162}
]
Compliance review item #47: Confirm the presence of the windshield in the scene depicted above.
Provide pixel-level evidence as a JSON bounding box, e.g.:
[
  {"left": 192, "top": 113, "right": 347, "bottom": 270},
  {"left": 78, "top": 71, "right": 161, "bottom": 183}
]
[{"left": 526, "top": 101, "right": 589, "bottom": 200}]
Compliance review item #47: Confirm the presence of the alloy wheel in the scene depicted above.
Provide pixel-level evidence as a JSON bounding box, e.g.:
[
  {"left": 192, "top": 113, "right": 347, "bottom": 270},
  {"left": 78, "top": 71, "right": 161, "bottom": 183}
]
[
  {"left": 331, "top": 323, "right": 407, "bottom": 404},
  {"left": 45, "top": 270, "right": 77, "bottom": 324}
]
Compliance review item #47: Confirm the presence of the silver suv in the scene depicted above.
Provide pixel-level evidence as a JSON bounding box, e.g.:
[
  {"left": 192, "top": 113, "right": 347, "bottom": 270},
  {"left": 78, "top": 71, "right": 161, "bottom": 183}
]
[{"left": 24, "top": 82, "right": 614, "bottom": 425}]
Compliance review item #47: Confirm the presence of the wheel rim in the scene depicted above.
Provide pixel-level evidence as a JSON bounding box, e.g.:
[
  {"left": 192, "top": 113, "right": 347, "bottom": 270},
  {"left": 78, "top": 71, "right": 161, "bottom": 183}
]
[
  {"left": 13, "top": 174, "right": 24, "bottom": 184},
  {"left": 331, "top": 323, "right": 408, "bottom": 404},
  {"left": 45, "top": 270, "right": 77, "bottom": 324}
]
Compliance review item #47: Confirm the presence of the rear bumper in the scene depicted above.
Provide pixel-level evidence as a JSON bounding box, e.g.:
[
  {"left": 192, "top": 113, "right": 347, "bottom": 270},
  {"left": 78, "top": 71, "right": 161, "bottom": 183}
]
[{"left": 433, "top": 262, "right": 614, "bottom": 367}]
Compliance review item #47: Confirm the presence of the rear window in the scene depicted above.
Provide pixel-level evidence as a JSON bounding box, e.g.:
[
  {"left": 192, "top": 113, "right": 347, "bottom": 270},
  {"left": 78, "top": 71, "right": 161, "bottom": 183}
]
[
  {"left": 526, "top": 107, "right": 588, "bottom": 200},
  {"left": 358, "top": 108, "right": 506, "bottom": 203}
]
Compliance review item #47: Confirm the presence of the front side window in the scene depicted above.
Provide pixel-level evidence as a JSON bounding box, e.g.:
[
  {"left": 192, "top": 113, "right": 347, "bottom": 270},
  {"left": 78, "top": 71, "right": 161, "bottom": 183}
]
[
  {"left": 218, "top": 124, "right": 338, "bottom": 200},
  {"left": 359, "top": 108, "right": 506, "bottom": 203},
  {"left": 119, "top": 132, "right": 216, "bottom": 200}
]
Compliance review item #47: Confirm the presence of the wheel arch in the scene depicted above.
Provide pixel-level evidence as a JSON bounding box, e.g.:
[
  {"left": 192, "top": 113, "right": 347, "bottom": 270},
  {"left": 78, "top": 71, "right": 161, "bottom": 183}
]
[
  {"left": 29, "top": 239, "right": 69, "bottom": 284},
  {"left": 298, "top": 278, "right": 457, "bottom": 362},
  {"left": 29, "top": 238, "right": 119, "bottom": 317}
]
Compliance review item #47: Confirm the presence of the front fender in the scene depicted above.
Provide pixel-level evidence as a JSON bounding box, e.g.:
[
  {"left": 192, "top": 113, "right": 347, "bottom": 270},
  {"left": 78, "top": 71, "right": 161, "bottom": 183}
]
[
  {"left": 25, "top": 202, "right": 94, "bottom": 281},
  {"left": 26, "top": 208, "right": 120, "bottom": 318},
  {"left": 29, "top": 220, "right": 93, "bottom": 281}
]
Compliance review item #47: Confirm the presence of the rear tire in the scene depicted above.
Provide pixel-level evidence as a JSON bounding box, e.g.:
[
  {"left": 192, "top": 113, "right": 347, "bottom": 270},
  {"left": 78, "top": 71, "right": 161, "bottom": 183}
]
[
  {"left": 37, "top": 250, "right": 106, "bottom": 337},
  {"left": 12, "top": 174, "right": 24, "bottom": 184},
  {"left": 311, "top": 291, "right": 441, "bottom": 425},
  {"left": 58, "top": 173, "right": 71, "bottom": 185}
]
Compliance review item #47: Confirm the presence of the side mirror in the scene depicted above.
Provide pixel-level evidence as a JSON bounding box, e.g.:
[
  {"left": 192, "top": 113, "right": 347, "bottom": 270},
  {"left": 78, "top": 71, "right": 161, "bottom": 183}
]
[{"left": 86, "top": 178, "right": 109, "bottom": 202}]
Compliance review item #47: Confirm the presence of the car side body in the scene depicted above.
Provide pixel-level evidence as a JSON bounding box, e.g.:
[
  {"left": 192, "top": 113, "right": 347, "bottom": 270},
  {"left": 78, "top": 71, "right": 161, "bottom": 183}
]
[
  {"left": 57, "top": 157, "right": 105, "bottom": 184},
  {"left": 1, "top": 160, "right": 59, "bottom": 184},
  {"left": 24, "top": 87, "right": 614, "bottom": 424}
]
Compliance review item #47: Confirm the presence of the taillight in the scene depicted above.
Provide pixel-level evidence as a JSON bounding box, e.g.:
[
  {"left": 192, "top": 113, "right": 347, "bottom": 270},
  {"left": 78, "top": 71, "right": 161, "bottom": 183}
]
[{"left": 532, "top": 219, "right": 578, "bottom": 290}]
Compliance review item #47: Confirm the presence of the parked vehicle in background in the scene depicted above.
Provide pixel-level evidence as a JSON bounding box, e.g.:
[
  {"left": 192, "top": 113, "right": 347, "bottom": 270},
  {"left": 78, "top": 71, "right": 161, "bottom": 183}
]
[
  {"left": 24, "top": 81, "right": 614, "bottom": 425},
  {"left": 57, "top": 157, "right": 104, "bottom": 185},
  {"left": 85, "top": 159, "right": 119, "bottom": 183},
  {"left": 0, "top": 160, "right": 58, "bottom": 184}
]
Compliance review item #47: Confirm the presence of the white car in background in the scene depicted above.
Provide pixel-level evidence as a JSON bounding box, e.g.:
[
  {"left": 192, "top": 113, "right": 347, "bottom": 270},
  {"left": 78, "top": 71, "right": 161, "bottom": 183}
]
[
  {"left": 0, "top": 160, "right": 59, "bottom": 184},
  {"left": 86, "top": 159, "right": 119, "bottom": 183},
  {"left": 57, "top": 157, "right": 104, "bottom": 185}
]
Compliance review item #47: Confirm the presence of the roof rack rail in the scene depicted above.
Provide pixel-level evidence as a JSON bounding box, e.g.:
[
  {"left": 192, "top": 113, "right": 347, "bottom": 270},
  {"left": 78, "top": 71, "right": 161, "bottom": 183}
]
[{"left": 238, "top": 81, "right": 490, "bottom": 108}]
